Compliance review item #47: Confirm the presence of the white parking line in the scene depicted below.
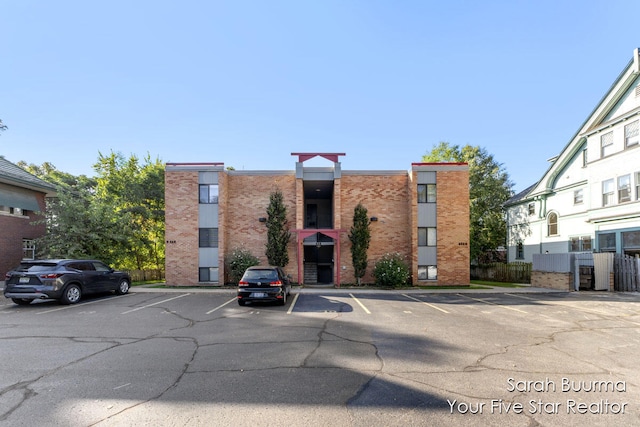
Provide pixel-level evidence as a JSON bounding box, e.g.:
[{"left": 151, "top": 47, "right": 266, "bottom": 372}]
[
  {"left": 287, "top": 293, "right": 300, "bottom": 315},
  {"left": 121, "top": 293, "right": 191, "bottom": 314},
  {"left": 402, "top": 294, "right": 450, "bottom": 313},
  {"left": 36, "top": 294, "right": 130, "bottom": 315},
  {"left": 349, "top": 293, "right": 371, "bottom": 314},
  {"left": 457, "top": 293, "right": 528, "bottom": 314},
  {"left": 206, "top": 297, "right": 237, "bottom": 314}
]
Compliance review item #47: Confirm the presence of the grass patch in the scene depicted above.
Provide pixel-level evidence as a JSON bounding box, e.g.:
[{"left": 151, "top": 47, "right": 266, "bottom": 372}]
[{"left": 470, "top": 280, "right": 526, "bottom": 288}]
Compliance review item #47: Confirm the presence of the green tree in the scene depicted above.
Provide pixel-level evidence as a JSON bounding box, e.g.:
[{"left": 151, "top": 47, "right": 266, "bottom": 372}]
[
  {"left": 93, "top": 151, "right": 165, "bottom": 271},
  {"left": 349, "top": 202, "right": 371, "bottom": 285},
  {"left": 422, "top": 142, "right": 514, "bottom": 262},
  {"left": 0, "top": 119, "right": 7, "bottom": 133},
  {"left": 265, "top": 189, "right": 291, "bottom": 267}
]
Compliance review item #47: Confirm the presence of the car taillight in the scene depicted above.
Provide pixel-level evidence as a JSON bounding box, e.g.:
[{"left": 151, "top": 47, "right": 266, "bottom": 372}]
[
  {"left": 269, "top": 280, "right": 282, "bottom": 286},
  {"left": 39, "top": 273, "right": 64, "bottom": 279},
  {"left": 5, "top": 273, "right": 10, "bottom": 280},
  {"left": 238, "top": 281, "right": 249, "bottom": 286}
]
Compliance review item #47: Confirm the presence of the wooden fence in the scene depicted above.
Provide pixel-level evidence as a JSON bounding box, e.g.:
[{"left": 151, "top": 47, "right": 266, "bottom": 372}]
[
  {"left": 614, "top": 254, "right": 640, "bottom": 292},
  {"left": 470, "top": 262, "right": 532, "bottom": 283}
]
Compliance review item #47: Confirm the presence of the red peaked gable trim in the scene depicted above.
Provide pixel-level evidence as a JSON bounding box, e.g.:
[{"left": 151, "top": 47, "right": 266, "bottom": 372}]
[{"left": 291, "top": 153, "right": 346, "bottom": 163}]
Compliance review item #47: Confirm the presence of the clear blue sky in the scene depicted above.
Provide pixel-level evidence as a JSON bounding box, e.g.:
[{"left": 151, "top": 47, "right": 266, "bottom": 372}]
[{"left": 2, "top": 0, "right": 639, "bottom": 193}]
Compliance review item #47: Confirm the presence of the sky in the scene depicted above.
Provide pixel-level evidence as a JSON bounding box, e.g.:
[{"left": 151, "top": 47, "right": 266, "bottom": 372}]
[{"left": 2, "top": 0, "right": 639, "bottom": 193}]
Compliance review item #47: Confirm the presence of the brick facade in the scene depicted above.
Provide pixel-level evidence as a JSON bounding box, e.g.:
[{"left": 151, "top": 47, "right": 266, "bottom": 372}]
[{"left": 165, "top": 156, "right": 469, "bottom": 287}]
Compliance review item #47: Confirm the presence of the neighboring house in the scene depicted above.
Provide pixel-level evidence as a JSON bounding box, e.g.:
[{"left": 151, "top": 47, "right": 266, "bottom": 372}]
[
  {"left": 505, "top": 48, "right": 640, "bottom": 263},
  {"left": 165, "top": 153, "right": 470, "bottom": 286},
  {"left": 0, "top": 157, "right": 57, "bottom": 278}
]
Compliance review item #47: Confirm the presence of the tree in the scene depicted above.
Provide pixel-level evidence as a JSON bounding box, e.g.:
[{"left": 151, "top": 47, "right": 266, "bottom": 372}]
[
  {"left": 265, "top": 189, "right": 291, "bottom": 267},
  {"left": 0, "top": 119, "right": 6, "bottom": 133},
  {"left": 422, "top": 142, "right": 514, "bottom": 262},
  {"left": 349, "top": 202, "right": 371, "bottom": 285}
]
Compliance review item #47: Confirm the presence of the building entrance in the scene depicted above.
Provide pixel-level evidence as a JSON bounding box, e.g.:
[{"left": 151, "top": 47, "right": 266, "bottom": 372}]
[{"left": 303, "top": 243, "right": 334, "bottom": 285}]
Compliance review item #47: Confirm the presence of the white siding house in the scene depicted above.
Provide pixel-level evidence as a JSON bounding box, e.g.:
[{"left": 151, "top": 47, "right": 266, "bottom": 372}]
[{"left": 505, "top": 48, "right": 640, "bottom": 262}]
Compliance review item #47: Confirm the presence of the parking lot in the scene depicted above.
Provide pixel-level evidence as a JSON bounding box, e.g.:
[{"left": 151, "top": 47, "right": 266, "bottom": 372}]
[{"left": 1, "top": 287, "right": 640, "bottom": 426}]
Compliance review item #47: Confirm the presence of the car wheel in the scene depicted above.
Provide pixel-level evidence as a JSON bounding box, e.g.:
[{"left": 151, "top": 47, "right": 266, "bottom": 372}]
[
  {"left": 11, "top": 298, "right": 32, "bottom": 305},
  {"left": 238, "top": 299, "right": 246, "bottom": 306},
  {"left": 60, "top": 284, "right": 82, "bottom": 304},
  {"left": 115, "top": 279, "right": 130, "bottom": 295},
  {"left": 279, "top": 290, "right": 287, "bottom": 306}
]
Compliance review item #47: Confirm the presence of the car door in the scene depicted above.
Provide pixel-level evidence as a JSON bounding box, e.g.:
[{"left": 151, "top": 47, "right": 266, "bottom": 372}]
[
  {"left": 91, "top": 261, "right": 115, "bottom": 291},
  {"left": 74, "top": 261, "right": 102, "bottom": 294}
]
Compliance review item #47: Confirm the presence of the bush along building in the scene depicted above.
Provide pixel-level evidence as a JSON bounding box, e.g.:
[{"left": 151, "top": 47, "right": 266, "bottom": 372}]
[{"left": 165, "top": 153, "right": 469, "bottom": 287}]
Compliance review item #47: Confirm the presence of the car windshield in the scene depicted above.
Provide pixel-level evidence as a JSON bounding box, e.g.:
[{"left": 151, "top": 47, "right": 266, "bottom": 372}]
[
  {"left": 15, "top": 263, "right": 58, "bottom": 273},
  {"left": 243, "top": 269, "right": 278, "bottom": 281}
]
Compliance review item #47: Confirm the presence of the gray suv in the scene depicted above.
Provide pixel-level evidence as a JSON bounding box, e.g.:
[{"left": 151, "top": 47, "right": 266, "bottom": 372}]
[{"left": 4, "top": 259, "right": 131, "bottom": 305}]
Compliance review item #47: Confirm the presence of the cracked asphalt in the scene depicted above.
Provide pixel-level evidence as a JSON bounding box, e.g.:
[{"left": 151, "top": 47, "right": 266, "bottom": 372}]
[{"left": 1, "top": 287, "right": 640, "bottom": 426}]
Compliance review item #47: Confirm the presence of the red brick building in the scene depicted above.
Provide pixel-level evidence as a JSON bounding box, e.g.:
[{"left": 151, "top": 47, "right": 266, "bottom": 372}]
[
  {"left": 165, "top": 153, "right": 469, "bottom": 286},
  {"left": 0, "top": 157, "right": 57, "bottom": 277}
]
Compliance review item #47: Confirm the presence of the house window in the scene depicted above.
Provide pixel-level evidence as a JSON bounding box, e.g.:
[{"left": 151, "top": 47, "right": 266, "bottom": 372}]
[
  {"left": 417, "top": 184, "right": 436, "bottom": 203},
  {"left": 625, "top": 120, "right": 639, "bottom": 147},
  {"left": 199, "top": 267, "right": 219, "bottom": 282},
  {"left": 528, "top": 203, "right": 535, "bottom": 215},
  {"left": 418, "top": 265, "right": 437, "bottom": 280},
  {"left": 199, "top": 184, "right": 218, "bottom": 204},
  {"left": 574, "top": 189, "right": 583, "bottom": 205},
  {"left": 516, "top": 241, "right": 524, "bottom": 259},
  {"left": 618, "top": 175, "right": 631, "bottom": 203},
  {"left": 636, "top": 172, "right": 640, "bottom": 200},
  {"left": 602, "top": 179, "right": 614, "bottom": 206},
  {"left": 569, "top": 236, "right": 592, "bottom": 252},
  {"left": 598, "top": 232, "right": 616, "bottom": 252},
  {"left": 547, "top": 212, "right": 558, "bottom": 236},
  {"left": 199, "top": 228, "right": 218, "bottom": 247},
  {"left": 22, "top": 239, "right": 36, "bottom": 259},
  {"left": 418, "top": 227, "right": 437, "bottom": 246},
  {"left": 600, "top": 131, "right": 614, "bottom": 157},
  {"left": 582, "top": 148, "right": 588, "bottom": 167}
]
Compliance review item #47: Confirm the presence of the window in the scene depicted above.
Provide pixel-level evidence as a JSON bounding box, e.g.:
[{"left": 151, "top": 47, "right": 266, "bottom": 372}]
[
  {"left": 598, "top": 232, "right": 616, "bottom": 252},
  {"left": 418, "top": 266, "right": 437, "bottom": 280},
  {"left": 528, "top": 203, "right": 535, "bottom": 215},
  {"left": 199, "top": 184, "right": 218, "bottom": 204},
  {"left": 22, "top": 239, "right": 35, "bottom": 260},
  {"left": 417, "top": 184, "right": 436, "bottom": 203},
  {"left": 618, "top": 175, "right": 631, "bottom": 203},
  {"left": 636, "top": 172, "right": 640, "bottom": 200},
  {"left": 625, "top": 120, "right": 639, "bottom": 147},
  {"left": 547, "top": 212, "right": 558, "bottom": 236},
  {"left": 199, "top": 267, "right": 219, "bottom": 282},
  {"left": 601, "top": 131, "right": 614, "bottom": 157},
  {"left": 573, "top": 189, "right": 583, "bottom": 205},
  {"left": 582, "top": 148, "right": 588, "bottom": 167},
  {"left": 418, "top": 227, "right": 436, "bottom": 246},
  {"left": 516, "top": 242, "right": 524, "bottom": 259},
  {"left": 570, "top": 236, "right": 592, "bottom": 252},
  {"left": 199, "top": 228, "right": 218, "bottom": 247},
  {"left": 602, "top": 179, "right": 614, "bottom": 206}
]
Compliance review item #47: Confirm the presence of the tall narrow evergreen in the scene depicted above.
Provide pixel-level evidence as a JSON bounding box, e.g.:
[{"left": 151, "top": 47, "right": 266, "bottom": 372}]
[
  {"left": 265, "top": 189, "right": 291, "bottom": 267},
  {"left": 349, "top": 202, "right": 371, "bottom": 285}
]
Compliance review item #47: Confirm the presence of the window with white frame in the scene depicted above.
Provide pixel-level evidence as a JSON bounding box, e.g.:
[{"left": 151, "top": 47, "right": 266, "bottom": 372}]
[
  {"left": 582, "top": 148, "right": 588, "bottom": 167},
  {"left": 199, "top": 228, "right": 218, "bottom": 247},
  {"left": 199, "top": 184, "right": 218, "bottom": 204},
  {"left": 618, "top": 175, "right": 631, "bottom": 203},
  {"left": 516, "top": 241, "right": 524, "bottom": 259},
  {"left": 602, "top": 179, "right": 614, "bottom": 206},
  {"left": 625, "top": 120, "right": 639, "bottom": 147},
  {"left": 547, "top": 212, "right": 558, "bottom": 236},
  {"left": 601, "top": 131, "right": 614, "bottom": 157},
  {"left": 528, "top": 202, "right": 535, "bottom": 215},
  {"left": 636, "top": 172, "right": 640, "bottom": 200},
  {"left": 22, "top": 239, "right": 36, "bottom": 259},
  {"left": 574, "top": 189, "right": 583, "bottom": 205},
  {"left": 199, "top": 267, "right": 219, "bottom": 282}
]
